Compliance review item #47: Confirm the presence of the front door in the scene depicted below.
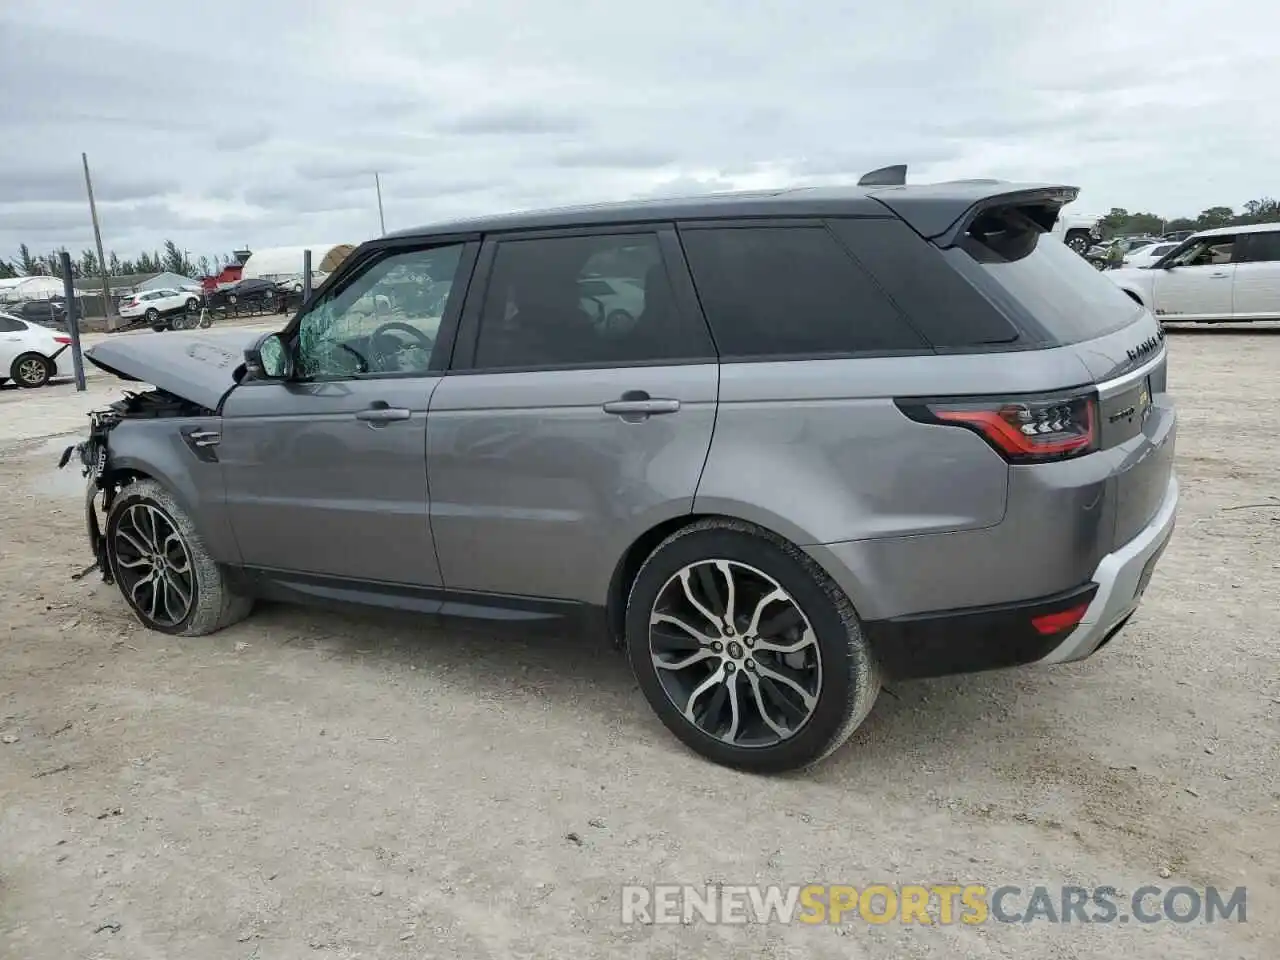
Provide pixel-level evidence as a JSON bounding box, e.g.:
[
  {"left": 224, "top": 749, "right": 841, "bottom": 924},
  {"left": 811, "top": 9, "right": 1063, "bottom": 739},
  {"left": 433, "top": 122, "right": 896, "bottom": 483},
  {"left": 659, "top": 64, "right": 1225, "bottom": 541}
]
[
  {"left": 218, "top": 240, "right": 475, "bottom": 586},
  {"left": 427, "top": 227, "right": 719, "bottom": 603},
  {"left": 1152, "top": 233, "right": 1238, "bottom": 320},
  {"left": 1232, "top": 229, "right": 1280, "bottom": 320}
]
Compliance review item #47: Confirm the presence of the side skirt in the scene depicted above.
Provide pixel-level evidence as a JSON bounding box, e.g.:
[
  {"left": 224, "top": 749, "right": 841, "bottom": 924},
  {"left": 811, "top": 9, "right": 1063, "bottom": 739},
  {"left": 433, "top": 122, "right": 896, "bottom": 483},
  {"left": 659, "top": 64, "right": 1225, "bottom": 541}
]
[{"left": 229, "top": 566, "right": 610, "bottom": 641}]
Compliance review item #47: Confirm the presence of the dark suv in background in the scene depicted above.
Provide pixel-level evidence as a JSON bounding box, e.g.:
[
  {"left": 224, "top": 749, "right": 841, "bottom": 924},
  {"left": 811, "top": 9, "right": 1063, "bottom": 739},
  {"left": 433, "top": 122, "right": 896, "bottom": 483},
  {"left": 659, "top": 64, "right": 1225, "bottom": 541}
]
[{"left": 70, "top": 173, "right": 1177, "bottom": 772}]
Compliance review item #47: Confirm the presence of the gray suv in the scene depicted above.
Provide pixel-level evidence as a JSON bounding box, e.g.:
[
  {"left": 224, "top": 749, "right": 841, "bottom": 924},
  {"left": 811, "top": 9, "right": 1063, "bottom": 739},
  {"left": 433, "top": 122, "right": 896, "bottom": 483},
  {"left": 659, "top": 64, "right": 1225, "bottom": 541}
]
[{"left": 64, "top": 176, "right": 1177, "bottom": 772}]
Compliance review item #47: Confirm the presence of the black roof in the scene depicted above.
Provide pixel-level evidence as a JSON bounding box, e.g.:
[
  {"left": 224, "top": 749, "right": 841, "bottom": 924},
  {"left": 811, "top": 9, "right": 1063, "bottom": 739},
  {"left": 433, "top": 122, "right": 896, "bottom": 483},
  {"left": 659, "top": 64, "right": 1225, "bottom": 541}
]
[{"left": 387, "top": 180, "right": 1079, "bottom": 242}]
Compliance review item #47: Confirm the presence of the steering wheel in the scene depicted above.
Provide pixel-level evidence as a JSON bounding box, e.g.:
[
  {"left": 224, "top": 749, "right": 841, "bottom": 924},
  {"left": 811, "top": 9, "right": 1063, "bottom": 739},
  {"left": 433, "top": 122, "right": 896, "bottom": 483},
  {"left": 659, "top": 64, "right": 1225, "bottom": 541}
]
[{"left": 369, "top": 321, "right": 435, "bottom": 371}]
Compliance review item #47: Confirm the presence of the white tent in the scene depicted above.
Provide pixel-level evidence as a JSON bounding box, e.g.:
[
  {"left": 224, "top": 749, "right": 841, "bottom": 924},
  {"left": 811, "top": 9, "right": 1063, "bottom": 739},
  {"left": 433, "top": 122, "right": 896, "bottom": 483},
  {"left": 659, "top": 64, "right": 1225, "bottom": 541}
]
[
  {"left": 241, "top": 244, "right": 356, "bottom": 284},
  {"left": 0, "top": 276, "right": 68, "bottom": 302}
]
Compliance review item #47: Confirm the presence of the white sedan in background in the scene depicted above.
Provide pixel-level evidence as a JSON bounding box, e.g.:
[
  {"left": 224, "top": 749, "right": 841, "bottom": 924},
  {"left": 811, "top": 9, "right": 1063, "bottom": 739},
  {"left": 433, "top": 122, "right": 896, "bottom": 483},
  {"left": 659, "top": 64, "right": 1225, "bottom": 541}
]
[{"left": 0, "top": 313, "right": 72, "bottom": 388}]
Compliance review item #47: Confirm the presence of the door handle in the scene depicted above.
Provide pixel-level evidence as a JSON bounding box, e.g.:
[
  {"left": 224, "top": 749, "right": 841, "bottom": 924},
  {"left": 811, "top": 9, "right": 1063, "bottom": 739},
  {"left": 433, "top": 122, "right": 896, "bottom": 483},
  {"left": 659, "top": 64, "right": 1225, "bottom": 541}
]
[
  {"left": 603, "top": 390, "right": 681, "bottom": 421},
  {"left": 1209, "top": 272, "right": 1230, "bottom": 278},
  {"left": 355, "top": 404, "right": 411, "bottom": 425}
]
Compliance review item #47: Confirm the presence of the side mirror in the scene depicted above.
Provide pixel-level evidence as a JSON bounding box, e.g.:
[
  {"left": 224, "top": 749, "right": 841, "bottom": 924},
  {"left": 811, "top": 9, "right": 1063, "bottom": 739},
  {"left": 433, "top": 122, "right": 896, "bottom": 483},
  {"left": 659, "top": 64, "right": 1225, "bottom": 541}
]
[{"left": 244, "top": 332, "right": 293, "bottom": 380}]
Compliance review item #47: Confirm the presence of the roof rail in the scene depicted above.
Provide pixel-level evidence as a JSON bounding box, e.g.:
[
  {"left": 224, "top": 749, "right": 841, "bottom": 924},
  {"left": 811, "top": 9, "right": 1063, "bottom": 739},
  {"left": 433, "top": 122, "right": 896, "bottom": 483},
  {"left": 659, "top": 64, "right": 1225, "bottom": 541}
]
[{"left": 857, "top": 164, "right": 907, "bottom": 187}]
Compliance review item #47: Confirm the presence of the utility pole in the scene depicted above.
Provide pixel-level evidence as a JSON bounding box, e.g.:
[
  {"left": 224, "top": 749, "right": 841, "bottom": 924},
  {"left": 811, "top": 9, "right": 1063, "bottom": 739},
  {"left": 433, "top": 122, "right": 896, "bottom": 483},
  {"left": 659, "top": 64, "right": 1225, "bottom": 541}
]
[
  {"left": 82, "top": 153, "right": 113, "bottom": 322},
  {"left": 374, "top": 172, "right": 386, "bottom": 235}
]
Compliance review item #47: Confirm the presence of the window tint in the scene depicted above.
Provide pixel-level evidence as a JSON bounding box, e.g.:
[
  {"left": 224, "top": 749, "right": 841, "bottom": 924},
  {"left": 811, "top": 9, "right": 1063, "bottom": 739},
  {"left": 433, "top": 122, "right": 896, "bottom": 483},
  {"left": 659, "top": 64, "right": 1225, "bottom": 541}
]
[
  {"left": 1238, "top": 230, "right": 1280, "bottom": 263},
  {"left": 952, "top": 206, "right": 1141, "bottom": 345},
  {"left": 296, "top": 244, "right": 464, "bottom": 378},
  {"left": 473, "top": 233, "right": 711, "bottom": 369},
  {"left": 0, "top": 315, "right": 26, "bottom": 332},
  {"left": 828, "top": 218, "right": 1021, "bottom": 348},
  {"left": 679, "top": 225, "right": 927, "bottom": 358}
]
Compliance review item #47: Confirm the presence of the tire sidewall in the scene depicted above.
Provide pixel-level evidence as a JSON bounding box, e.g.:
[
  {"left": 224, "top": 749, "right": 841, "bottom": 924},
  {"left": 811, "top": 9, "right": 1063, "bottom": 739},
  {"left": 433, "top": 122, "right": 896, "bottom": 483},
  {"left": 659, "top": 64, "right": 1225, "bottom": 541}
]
[{"left": 626, "top": 525, "right": 867, "bottom": 771}]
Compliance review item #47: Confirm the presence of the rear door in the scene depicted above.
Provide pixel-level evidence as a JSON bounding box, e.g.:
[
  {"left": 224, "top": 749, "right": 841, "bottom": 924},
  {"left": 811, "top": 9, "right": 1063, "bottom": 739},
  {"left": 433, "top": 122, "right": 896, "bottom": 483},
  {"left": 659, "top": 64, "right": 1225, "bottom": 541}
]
[
  {"left": 427, "top": 225, "right": 719, "bottom": 603},
  {"left": 1151, "top": 233, "right": 1238, "bottom": 320},
  {"left": 218, "top": 239, "right": 477, "bottom": 587},
  {"left": 1231, "top": 229, "right": 1280, "bottom": 320}
]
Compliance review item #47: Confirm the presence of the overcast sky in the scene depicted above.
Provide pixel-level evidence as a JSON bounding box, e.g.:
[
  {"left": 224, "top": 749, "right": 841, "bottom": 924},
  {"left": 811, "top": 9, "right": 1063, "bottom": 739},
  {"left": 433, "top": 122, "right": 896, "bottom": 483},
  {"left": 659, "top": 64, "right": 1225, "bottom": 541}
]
[{"left": 2, "top": 0, "right": 1276, "bottom": 268}]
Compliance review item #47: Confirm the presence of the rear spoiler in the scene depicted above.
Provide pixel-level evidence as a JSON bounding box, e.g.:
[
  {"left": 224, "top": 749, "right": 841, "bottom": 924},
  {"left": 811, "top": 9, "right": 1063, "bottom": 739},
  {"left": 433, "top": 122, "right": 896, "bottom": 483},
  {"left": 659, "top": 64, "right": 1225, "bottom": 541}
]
[{"left": 867, "top": 181, "right": 1080, "bottom": 247}]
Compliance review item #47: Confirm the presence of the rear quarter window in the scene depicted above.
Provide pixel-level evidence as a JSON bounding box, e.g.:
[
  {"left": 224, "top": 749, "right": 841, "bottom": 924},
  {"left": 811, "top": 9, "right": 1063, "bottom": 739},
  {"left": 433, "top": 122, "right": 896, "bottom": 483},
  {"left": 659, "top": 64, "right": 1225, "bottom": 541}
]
[
  {"left": 827, "top": 218, "right": 1022, "bottom": 349},
  {"left": 947, "top": 207, "right": 1143, "bottom": 345},
  {"left": 678, "top": 224, "right": 928, "bottom": 358}
]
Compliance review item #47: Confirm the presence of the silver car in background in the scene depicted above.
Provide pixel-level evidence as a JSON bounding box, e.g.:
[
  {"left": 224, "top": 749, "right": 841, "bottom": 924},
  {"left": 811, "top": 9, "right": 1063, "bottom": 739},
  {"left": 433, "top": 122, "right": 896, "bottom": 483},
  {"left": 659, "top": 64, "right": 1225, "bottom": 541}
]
[{"left": 63, "top": 173, "right": 1177, "bottom": 772}]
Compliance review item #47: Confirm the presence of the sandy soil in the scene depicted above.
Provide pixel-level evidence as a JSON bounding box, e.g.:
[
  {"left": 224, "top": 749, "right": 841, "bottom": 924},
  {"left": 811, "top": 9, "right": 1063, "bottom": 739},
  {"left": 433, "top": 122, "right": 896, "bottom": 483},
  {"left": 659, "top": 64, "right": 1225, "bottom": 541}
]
[{"left": 1, "top": 326, "right": 1278, "bottom": 959}]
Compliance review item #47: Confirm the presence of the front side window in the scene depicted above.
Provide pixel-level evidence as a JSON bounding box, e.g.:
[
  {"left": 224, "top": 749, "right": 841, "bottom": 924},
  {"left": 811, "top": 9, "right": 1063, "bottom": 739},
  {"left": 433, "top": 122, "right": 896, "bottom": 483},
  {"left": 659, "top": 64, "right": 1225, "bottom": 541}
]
[
  {"left": 1168, "top": 235, "right": 1237, "bottom": 267},
  {"left": 296, "top": 244, "right": 464, "bottom": 379},
  {"left": 473, "top": 232, "right": 711, "bottom": 370}
]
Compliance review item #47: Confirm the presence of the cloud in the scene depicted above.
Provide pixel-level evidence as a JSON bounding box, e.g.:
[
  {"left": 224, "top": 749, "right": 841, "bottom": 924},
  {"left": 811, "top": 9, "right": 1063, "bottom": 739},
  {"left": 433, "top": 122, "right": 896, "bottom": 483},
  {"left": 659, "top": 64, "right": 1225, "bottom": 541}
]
[{"left": 1, "top": 0, "right": 1278, "bottom": 264}]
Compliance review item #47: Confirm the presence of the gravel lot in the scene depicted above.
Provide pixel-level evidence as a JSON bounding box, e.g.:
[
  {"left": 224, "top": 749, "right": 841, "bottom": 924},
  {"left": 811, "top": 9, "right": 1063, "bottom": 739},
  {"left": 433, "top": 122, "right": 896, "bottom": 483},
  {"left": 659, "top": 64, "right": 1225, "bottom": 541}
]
[{"left": 2, "top": 325, "right": 1278, "bottom": 959}]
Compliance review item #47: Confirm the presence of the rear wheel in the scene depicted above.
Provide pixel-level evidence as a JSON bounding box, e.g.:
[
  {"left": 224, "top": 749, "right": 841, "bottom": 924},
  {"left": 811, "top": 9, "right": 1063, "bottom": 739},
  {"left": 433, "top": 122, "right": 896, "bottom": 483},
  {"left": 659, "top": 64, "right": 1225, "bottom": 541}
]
[
  {"left": 105, "top": 479, "right": 253, "bottom": 636},
  {"left": 625, "top": 519, "right": 880, "bottom": 772},
  {"left": 10, "top": 352, "right": 52, "bottom": 388},
  {"left": 1066, "top": 231, "right": 1093, "bottom": 255}
]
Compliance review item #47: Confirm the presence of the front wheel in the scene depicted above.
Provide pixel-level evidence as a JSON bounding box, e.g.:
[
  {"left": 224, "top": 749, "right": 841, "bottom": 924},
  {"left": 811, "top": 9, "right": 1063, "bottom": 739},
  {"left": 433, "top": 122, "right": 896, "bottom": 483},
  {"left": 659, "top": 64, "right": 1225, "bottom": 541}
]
[
  {"left": 626, "top": 519, "right": 880, "bottom": 772},
  {"left": 105, "top": 479, "right": 253, "bottom": 636}
]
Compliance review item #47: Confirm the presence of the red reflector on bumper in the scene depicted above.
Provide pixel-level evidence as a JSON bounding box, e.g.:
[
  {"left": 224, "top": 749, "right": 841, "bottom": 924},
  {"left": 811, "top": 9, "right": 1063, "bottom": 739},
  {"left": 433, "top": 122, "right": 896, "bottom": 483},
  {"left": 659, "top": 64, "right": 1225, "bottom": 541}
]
[{"left": 1031, "top": 603, "right": 1090, "bottom": 636}]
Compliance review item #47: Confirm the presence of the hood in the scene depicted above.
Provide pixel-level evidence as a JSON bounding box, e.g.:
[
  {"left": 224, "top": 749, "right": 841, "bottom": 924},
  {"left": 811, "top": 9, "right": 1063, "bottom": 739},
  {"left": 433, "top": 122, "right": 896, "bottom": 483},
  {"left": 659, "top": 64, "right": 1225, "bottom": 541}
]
[{"left": 86, "top": 328, "right": 266, "bottom": 411}]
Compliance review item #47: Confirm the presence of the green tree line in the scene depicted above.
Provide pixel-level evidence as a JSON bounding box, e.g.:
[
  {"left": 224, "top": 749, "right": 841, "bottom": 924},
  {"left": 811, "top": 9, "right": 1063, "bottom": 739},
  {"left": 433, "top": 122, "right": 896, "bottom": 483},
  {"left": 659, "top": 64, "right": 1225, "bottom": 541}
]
[
  {"left": 0, "top": 240, "right": 237, "bottom": 283},
  {"left": 1100, "top": 197, "right": 1280, "bottom": 238}
]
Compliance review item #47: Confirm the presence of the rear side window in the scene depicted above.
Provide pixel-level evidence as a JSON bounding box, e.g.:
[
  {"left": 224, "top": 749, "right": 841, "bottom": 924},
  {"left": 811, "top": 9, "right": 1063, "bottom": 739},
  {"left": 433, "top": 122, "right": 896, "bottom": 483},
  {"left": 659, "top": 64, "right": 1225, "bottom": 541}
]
[
  {"left": 679, "top": 225, "right": 928, "bottom": 359},
  {"left": 0, "top": 315, "right": 26, "bottom": 332},
  {"left": 473, "top": 232, "right": 714, "bottom": 370},
  {"left": 1237, "top": 230, "right": 1280, "bottom": 263},
  {"left": 950, "top": 206, "right": 1143, "bottom": 345}
]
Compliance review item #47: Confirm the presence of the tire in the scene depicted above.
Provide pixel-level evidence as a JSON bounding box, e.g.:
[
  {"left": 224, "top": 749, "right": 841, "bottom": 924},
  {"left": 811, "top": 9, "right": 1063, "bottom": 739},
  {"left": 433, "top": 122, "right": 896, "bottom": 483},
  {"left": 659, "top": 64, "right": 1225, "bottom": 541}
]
[
  {"left": 104, "top": 478, "right": 253, "bottom": 636},
  {"left": 625, "top": 519, "right": 880, "bottom": 773},
  {"left": 144, "top": 308, "right": 159, "bottom": 324},
  {"left": 10, "top": 352, "right": 52, "bottom": 388},
  {"left": 605, "top": 309, "right": 633, "bottom": 332},
  {"left": 185, "top": 297, "right": 200, "bottom": 312},
  {"left": 1066, "top": 232, "right": 1092, "bottom": 255}
]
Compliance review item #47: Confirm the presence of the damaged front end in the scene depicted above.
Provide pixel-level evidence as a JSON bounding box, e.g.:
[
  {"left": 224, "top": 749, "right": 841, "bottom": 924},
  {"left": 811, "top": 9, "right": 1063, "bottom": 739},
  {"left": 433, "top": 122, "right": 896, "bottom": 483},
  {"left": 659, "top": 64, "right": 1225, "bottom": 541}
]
[
  {"left": 58, "top": 388, "right": 215, "bottom": 584},
  {"left": 58, "top": 405, "right": 121, "bottom": 584}
]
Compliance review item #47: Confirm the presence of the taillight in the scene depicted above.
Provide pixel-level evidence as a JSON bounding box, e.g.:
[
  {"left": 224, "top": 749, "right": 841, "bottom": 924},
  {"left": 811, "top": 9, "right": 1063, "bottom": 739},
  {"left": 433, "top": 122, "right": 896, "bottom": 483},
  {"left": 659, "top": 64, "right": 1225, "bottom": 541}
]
[
  {"left": 54, "top": 336, "right": 72, "bottom": 345},
  {"left": 897, "top": 390, "right": 1098, "bottom": 463}
]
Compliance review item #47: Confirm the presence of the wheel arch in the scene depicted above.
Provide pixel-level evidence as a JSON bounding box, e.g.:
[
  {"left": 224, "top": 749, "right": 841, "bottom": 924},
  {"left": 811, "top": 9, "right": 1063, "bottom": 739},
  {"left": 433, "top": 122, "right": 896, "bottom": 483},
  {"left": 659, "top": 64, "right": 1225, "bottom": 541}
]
[
  {"left": 101, "top": 448, "right": 241, "bottom": 564},
  {"left": 604, "top": 508, "right": 874, "bottom": 647}
]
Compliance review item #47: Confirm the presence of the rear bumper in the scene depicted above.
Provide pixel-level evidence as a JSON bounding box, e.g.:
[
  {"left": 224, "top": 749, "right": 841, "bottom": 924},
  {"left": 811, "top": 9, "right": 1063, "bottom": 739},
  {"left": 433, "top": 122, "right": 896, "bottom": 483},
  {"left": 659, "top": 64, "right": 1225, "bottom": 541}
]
[
  {"left": 1037, "top": 473, "right": 1177, "bottom": 664},
  {"left": 860, "top": 474, "right": 1177, "bottom": 679}
]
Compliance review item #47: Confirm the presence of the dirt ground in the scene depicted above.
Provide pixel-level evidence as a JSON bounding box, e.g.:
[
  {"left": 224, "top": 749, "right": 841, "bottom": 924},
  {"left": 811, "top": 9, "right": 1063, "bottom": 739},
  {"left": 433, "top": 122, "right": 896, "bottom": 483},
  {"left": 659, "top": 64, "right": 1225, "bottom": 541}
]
[{"left": 2, "top": 325, "right": 1278, "bottom": 959}]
